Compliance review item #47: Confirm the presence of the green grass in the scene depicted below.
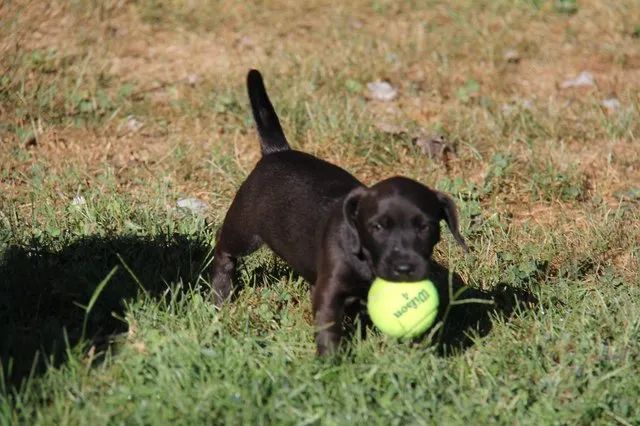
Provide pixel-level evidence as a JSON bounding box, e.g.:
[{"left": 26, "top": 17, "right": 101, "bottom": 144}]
[{"left": 1, "top": 0, "right": 640, "bottom": 424}]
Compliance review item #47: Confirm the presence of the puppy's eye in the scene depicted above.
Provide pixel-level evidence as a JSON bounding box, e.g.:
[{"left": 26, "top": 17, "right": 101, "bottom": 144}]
[
  {"left": 369, "top": 217, "right": 391, "bottom": 232},
  {"left": 370, "top": 222, "right": 384, "bottom": 232},
  {"left": 415, "top": 221, "right": 431, "bottom": 232}
]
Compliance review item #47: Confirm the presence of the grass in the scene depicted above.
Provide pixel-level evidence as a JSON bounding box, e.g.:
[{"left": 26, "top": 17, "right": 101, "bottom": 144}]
[{"left": 1, "top": 0, "right": 639, "bottom": 424}]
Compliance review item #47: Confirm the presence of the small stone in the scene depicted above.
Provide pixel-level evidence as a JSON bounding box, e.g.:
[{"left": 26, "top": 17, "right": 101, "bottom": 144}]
[
  {"left": 237, "top": 35, "right": 255, "bottom": 49},
  {"left": 560, "top": 71, "right": 595, "bottom": 89},
  {"left": 125, "top": 116, "right": 144, "bottom": 133},
  {"left": 601, "top": 97, "right": 621, "bottom": 113},
  {"left": 503, "top": 48, "right": 520, "bottom": 63},
  {"left": 186, "top": 74, "right": 200, "bottom": 87},
  {"left": 177, "top": 197, "right": 208, "bottom": 215},
  {"left": 350, "top": 19, "right": 363, "bottom": 29},
  {"left": 366, "top": 81, "right": 398, "bottom": 101},
  {"left": 71, "top": 196, "right": 86, "bottom": 206},
  {"left": 521, "top": 99, "right": 534, "bottom": 110}
]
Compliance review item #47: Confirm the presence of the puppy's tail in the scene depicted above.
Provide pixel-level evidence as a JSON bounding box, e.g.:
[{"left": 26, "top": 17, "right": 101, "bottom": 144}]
[{"left": 247, "top": 69, "right": 290, "bottom": 155}]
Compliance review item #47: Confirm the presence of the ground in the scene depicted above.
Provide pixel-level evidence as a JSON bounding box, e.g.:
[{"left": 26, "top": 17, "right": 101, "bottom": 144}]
[{"left": 1, "top": 0, "right": 639, "bottom": 424}]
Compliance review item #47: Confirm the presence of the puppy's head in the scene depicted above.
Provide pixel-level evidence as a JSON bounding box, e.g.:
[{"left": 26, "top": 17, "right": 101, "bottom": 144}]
[{"left": 343, "top": 177, "right": 467, "bottom": 282}]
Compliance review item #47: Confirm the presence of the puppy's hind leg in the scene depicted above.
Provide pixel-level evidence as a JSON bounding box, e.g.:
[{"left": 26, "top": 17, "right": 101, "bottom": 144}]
[{"left": 210, "top": 209, "right": 262, "bottom": 306}]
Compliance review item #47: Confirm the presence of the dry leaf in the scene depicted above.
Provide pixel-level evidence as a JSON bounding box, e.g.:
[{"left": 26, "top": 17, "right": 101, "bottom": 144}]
[{"left": 413, "top": 134, "right": 454, "bottom": 162}]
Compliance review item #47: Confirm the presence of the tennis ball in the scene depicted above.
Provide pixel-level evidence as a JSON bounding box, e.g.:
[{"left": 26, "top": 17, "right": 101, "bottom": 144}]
[{"left": 367, "top": 278, "right": 439, "bottom": 339}]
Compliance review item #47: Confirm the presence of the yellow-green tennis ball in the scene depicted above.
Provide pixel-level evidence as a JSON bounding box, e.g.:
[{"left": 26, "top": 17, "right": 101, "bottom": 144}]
[{"left": 367, "top": 278, "right": 439, "bottom": 339}]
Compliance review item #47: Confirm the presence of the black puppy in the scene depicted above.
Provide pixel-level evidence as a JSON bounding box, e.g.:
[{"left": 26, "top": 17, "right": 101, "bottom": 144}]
[{"left": 211, "top": 70, "right": 468, "bottom": 355}]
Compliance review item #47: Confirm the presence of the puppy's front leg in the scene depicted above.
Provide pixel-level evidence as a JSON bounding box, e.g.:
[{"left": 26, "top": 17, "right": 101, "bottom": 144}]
[
  {"left": 210, "top": 248, "right": 236, "bottom": 306},
  {"left": 312, "top": 278, "right": 346, "bottom": 356}
]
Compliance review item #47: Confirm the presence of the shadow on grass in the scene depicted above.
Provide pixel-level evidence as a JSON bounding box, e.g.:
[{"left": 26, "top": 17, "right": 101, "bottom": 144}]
[
  {"left": 1, "top": 235, "right": 541, "bottom": 388},
  {"left": 429, "top": 261, "right": 541, "bottom": 355},
  {"left": 0, "top": 234, "right": 212, "bottom": 388}
]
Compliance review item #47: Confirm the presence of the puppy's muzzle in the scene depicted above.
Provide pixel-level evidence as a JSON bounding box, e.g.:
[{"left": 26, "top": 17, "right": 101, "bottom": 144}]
[
  {"left": 393, "top": 262, "right": 415, "bottom": 276},
  {"left": 378, "top": 253, "right": 429, "bottom": 282}
]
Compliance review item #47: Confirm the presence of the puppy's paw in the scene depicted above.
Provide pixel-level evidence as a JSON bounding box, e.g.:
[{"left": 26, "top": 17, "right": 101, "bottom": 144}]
[
  {"left": 315, "top": 331, "right": 341, "bottom": 357},
  {"left": 210, "top": 288, "right": 229, "bottom": 308}
]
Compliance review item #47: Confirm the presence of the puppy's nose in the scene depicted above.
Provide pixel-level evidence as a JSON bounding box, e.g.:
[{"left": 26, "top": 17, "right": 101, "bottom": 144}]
[{"left": 393, "top": 263, "right": 415, "bottom": 275}]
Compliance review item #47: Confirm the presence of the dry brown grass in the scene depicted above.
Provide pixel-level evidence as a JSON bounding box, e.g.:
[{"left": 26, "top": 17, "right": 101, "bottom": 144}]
[{"left": 1, "top": 0, "right": 638, "bottom": 265}]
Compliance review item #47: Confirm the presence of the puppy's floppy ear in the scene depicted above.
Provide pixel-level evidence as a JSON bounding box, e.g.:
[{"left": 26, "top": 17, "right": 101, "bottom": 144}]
[
  {"left": 436, "top": 191, "right": 469, "bottom": 252},
  {"left": 342, "top": 186, "right": 367, "bottom": 254}
]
